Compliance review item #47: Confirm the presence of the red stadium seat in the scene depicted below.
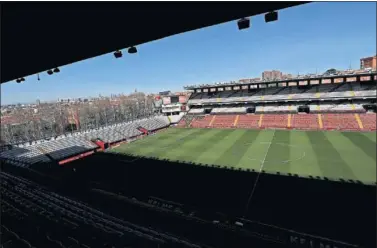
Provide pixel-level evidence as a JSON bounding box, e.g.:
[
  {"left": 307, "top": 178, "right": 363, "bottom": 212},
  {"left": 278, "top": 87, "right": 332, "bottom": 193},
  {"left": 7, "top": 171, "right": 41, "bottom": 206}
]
[
  {"left": 211, "top": 115, "right": 235, "bottom": 128},
  {"left": 321, "top": 114, "right": 360, "bottom": 131},
  {"left": 235, "top": 115, "right": 260, "bottom": 128},
  {"left": 260, "top": 114, "right": 288, "bottom": 129},
  {"left": 359, "top": 113, "right": 377, "bottom": 131},
  {"left": 291, "top": 114, "right": 319, "bottom": 130}
]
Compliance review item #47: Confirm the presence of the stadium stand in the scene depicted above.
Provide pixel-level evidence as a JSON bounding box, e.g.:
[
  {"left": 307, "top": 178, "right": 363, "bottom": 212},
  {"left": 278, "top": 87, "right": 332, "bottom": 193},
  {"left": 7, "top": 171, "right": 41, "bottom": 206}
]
[
  {"left": 211, "top": 115, "right": 236, "bottom": 128},
  {"left": 180, "top": 73, "right": 377, "bottom": 133},
  {"left": 4, "top": 75, "right": 375, "bottom": 167},
  {"left": 0, "top": 171, "right": 201, "bottom": 248},
  {"left": 290, "top": 114, "right": 319, "bottom": 130},
  {"left": 187, "top": 81, "right": 376, "bottom": 105},
  {"left": 0, "top": 115, "right": 170, "bottom": 166},
  {"left": 236, "top": 115, "right": 260, "bottom": 129},
  {"left": 179, "top": 113, "right": 377, "bottom": 131},
  {"left": 260, "top": 114, "right": 289, "bottom": 129},
  {"left": 166, "top": 113, "right": 184, "bottom": 124},
  {"left": 359, "top": 113, "right": 377, "bottom": 130}
]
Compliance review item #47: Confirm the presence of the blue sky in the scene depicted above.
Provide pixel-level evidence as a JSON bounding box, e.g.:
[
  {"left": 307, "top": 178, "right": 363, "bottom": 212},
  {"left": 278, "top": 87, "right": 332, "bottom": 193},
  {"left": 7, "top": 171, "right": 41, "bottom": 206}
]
[{"left": 1, "top": 2, "right": 376, "bottom": 105}]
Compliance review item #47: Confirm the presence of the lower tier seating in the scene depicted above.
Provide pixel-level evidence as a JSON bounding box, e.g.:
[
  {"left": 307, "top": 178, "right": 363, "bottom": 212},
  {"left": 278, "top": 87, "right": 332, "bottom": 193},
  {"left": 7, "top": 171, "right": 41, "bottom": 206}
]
[
  {"left": 291, "top": 114, "right": 319, "bottom": 130},
  {"left": 177, "top": 113, "right": 376, "bottom": 131},
  {"left": 0, "top": 115, "right": 170, "bottom": 165},
  {"left": 321, "top": 114, "right": 360, "bottom": 130},
  {"left": 260, "top": 114, "right": 288, "bottom": 129},
  {"left": 236, "top": 115, "right": 260, "bottom": 128},
  {"left": 211, "top": 116, "right": 236, "bottom": 128},
  {"left": 190, "top": 116, "right": 213, "bottom": 128},
  {"left": 358, "top": 113, "right": 377, "bottom": 130}
]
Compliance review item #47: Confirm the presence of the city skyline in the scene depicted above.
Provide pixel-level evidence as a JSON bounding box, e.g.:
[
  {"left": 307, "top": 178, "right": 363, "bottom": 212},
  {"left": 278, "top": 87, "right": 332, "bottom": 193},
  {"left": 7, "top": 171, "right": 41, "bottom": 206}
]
[{"left": 1, "top": 2, "right": 376, "bottom": 105}]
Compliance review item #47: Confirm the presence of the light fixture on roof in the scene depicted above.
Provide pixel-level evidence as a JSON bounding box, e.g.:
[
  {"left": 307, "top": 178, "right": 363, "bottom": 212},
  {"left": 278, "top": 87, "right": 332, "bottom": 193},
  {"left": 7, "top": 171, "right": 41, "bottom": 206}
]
[
  {"left": 47, "top": 70, "right": 53, "bottom": 75},
  {"left": 20, "top": 77, "right": 25, "bottom": 82},
  {"left": 113, "top": 50, "right": 123, "bottom": 58},
  {"left": 128, "top": 46, "right": 137, "bottom": 54},
  {"left": 53, "top": 67, "right": 60, "bottom": 73},
  {"left": 16, "top": 79, "right": 21, "bottom": 83},
  {"left": 237, "top": 18, "right": 250, "bottom": 30},
  {"left": 265, "top": 11, "right": 278, "bottom": 23}
]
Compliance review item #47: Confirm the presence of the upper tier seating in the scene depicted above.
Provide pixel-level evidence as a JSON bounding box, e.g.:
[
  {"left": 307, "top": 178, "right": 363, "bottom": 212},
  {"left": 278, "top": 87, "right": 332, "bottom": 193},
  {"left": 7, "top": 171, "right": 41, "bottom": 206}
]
[
  {"left": 188, "top": 82, "right": 376, "bottom": 104},
  {"left": 211, "top": 107, "right": 246, "bottom": 114},
  {"left": 189, "top": 108, "right": 205, "bottom": 114}
]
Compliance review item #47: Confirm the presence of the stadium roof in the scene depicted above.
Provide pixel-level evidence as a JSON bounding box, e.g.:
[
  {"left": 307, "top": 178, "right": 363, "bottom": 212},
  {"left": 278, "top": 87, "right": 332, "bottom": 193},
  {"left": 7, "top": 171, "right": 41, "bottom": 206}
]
[{"left": 1, "top": 2, "right": 308, "bottom": 84}]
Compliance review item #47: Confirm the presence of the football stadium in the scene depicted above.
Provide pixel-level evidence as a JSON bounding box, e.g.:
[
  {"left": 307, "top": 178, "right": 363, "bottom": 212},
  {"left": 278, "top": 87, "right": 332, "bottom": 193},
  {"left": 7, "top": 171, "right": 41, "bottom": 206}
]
[
  {"left": 2, "top": 70, "right": 376, "bottom": 248},
  {"left": 111, "top": 128, "right": 376, "bottom": 184},
  {"left": 1, "top": 3, "right": 376, "bottom": 248}
]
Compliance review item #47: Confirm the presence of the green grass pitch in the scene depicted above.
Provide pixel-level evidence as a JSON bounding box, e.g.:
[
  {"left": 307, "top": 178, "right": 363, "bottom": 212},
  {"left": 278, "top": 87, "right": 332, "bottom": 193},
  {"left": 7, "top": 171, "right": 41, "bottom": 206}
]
[{"left": 110, "top": 128, "right": 376, "bottom": 184}]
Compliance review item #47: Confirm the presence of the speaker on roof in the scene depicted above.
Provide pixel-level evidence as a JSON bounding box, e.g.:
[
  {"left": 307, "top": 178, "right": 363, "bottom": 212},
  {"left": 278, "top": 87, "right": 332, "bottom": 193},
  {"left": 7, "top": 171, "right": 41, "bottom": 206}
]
[
  {"left": 114, "top": 50, "right": 123, "bottom": 58},
  {"left": 128, "top": 46, "right": 137, "bottom": 54},
  {"left": 265, "top": 11, "right": 278, "bottom": 23},
  {"left": 237, "top": 18, "right": 250, "bottom": 30}
]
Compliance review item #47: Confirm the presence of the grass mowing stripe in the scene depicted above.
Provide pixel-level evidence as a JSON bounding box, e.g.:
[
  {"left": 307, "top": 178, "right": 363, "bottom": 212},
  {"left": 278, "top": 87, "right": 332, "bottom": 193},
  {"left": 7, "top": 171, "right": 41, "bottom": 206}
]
[
  {"left": 150, "top": 128, "right": 212, "bottom": 159},
  {"left": 115, "top": 128, "right": 200, "bottom": 156},
  {"left": 194, "top": 129, "right": 246, "bottom": 165},
  {"left": 306, "top": 131, "right": 356, "bottom": 181},
  {"left": 341, "top": 132, "right": 376, "bottom": 161},
  {"left": 263, "top": 130, "right": 291, "bottom": 174},
  {"left": 214, "top": 129, "right": 262, "bottom": 167},
  {"left": 177, "top": 129, "right": 237, "bottom": 162},
  {"left": 288, "top": 130, "right": 323, "bottom": 178},
  {"left": 363, "top": 132, "right": 376, "bottom": 142}
]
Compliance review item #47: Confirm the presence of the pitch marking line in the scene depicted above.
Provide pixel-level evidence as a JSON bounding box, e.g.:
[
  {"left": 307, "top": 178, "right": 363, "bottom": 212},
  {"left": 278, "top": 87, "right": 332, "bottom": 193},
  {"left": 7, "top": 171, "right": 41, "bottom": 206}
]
[{"left": 243, "top": 129, "right": 276, "bottom": 217}]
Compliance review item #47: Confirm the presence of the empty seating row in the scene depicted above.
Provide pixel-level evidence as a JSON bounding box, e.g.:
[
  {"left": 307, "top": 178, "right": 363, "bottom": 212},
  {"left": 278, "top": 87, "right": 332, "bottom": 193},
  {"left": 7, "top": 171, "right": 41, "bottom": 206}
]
[
  {"left": 189, "top": 109, "right": 205, "bottom": 114},
  {"left": 211, "top": 107, "right": 246, "bottom": 114},
  {"left": 211, "top": 115, "right": 235, "bottom": 128},
  {"left": 189, "top": 104, "right": 369, "bottom": 114},
  {"left": 178, "top": 113, "right": 376, "bottom": 131},
  {"left": 188, "top": 82, "right": 376, "bottom": 104},
  {"left": 0, "top": 115, "right": 171, "bottom": 164}
]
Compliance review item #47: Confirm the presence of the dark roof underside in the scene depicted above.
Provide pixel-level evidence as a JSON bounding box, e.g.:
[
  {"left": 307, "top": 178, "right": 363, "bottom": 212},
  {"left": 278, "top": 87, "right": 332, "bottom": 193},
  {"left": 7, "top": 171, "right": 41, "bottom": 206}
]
[{"left": 1, "top": 2, "right": 308, "bottom": 84}]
